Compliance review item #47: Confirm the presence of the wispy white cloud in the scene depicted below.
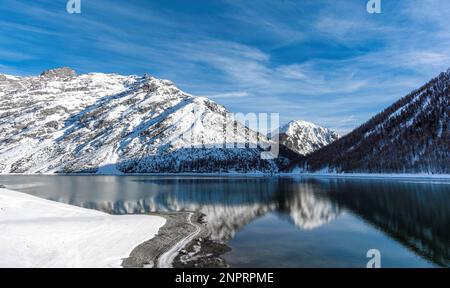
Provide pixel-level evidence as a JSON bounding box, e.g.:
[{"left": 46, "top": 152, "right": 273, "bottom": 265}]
[
  {"left": 0, "top": 49, "right": 35, "bottom": 61},
  {"left": 201, "top": 91, "right": 250, "bottom": 99}
]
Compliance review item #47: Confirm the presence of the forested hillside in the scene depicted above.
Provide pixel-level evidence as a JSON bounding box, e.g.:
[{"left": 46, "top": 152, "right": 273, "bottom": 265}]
[{"left": 303, "top": 69, "right": 450, "bottom": 174}]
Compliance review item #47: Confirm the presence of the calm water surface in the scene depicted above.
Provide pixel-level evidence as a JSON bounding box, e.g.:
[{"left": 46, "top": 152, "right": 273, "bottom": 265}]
[{"left": 0, "top": 175, "right": 448, "bottom": 268}]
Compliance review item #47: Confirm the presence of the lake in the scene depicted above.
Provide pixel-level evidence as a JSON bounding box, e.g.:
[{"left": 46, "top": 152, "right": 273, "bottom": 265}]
[{"left": 0, "top": 175, "right": 448, "bottom": 268}]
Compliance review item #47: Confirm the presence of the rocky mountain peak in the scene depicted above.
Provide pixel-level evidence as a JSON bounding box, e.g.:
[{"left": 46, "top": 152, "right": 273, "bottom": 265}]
[
  {"left": 40, "top": 67, "right": 77, "bottom": 78},
  {"left": 278, "top": 120, "right": 339, "bottom": 156},
  {"left": 281, "top": 120, "right": 320, "bottom": 135}
]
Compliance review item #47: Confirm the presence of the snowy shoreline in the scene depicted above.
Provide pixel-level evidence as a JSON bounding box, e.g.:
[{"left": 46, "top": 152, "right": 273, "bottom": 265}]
[{"left": 0, "top": 188, "right": 166, "bottom": 268}]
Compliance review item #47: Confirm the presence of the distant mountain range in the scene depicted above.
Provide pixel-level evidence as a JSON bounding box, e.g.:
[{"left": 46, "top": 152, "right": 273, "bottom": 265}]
[
  {"left": 0, "top": 67, "right": 448, "bottom": 174},
  {"left": 278, "top": 120, "right": 339, "bottom": 156}
]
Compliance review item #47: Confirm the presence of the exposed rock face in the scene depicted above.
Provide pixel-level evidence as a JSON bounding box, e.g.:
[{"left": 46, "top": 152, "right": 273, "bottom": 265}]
[{"left": 40, "top": 67, "right": 77, "bottom": 79}]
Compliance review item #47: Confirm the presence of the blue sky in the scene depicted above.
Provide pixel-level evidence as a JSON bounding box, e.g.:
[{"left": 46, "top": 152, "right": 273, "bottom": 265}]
[{"left": 1, "top": 0, "right": 450, "bottom": 134}]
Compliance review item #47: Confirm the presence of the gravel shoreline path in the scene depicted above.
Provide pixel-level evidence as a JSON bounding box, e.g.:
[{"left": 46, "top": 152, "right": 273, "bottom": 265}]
[
  {"left": 121, "top": 212, "right": 201, "bottom": 268},
  {"left": 158, "top": 212, "right": 202, "bottom": 268},
  {"left": 122, "top": 211, "right": 231, "bottom": 268}
]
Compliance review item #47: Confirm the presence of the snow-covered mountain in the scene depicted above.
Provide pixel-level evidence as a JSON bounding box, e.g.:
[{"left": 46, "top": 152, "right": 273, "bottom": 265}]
[
  {"left": 0, "top": 68, "right": 284, "bottom": 174},
  {"left": 303, "top": 69, "right": 450, "bottom": 173},
  {"left": 277, "top": 120, "right": 339, "bottom": 156}
]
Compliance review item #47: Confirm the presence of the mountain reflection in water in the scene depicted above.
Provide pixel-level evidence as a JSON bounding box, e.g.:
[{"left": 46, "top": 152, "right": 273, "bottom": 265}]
[{"left": 0, "top": 176, "right": 448, "bottom": 267}]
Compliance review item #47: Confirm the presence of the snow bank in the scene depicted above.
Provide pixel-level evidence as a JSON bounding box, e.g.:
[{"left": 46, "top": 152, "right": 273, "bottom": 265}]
[{"left": 0, "top": 189, "right": 166, "bottom": 268}]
